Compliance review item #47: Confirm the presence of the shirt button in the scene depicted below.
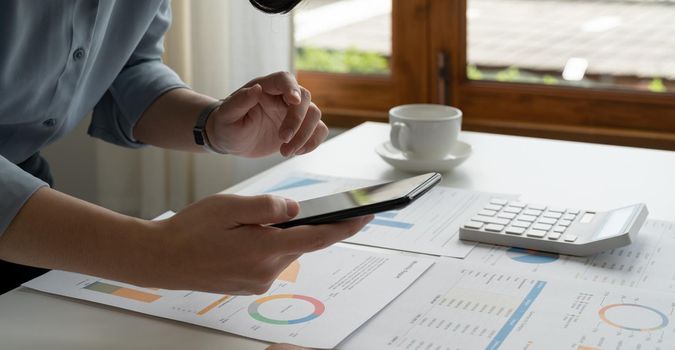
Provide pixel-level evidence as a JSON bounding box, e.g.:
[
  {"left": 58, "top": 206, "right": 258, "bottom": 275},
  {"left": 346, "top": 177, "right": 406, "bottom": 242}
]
[
  {"left": 72, "top": 48, "right": 86, "bottom": 61},
  {"left": 43, "top": 119, "right": 57, "bottom": 127}
]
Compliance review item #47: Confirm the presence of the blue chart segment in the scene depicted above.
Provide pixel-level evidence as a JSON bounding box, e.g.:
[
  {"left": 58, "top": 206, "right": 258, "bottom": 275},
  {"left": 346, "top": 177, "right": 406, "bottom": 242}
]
[
  {"left": 506, "top": 247, "right": 559, "bottom": 264},
  {"left": 266, "top": 177, "right": 326, "bottom": 193},
  {"left": 371, "top": 211, "right": 414, "bottom": 230},
  {"left": 485, "top": 281, "right": 547, "bottom": 350}
]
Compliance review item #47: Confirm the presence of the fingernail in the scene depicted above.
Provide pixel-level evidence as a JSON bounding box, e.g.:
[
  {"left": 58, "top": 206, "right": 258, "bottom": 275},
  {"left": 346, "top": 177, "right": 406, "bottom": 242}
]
[
  {"left": 295, "top": 147, "right": 306, "bottom": 155},
  {"left": 292, "top": 89, "right": 301, "bottom": 100},
  {"left": 281, "top": 128, "right": 294, "bottom": 142}
]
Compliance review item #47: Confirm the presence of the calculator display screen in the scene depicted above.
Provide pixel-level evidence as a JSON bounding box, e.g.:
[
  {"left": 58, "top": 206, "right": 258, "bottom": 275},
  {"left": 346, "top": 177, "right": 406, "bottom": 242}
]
[{"left": 596, "top": 206, "right": 634, "bottom": 238}]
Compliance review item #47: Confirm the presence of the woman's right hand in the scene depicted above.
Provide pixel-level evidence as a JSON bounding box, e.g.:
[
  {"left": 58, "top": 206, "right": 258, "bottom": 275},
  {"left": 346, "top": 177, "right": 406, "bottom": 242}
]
[{"left": 144, "top": 193, "right": 372, "bottom": 294}]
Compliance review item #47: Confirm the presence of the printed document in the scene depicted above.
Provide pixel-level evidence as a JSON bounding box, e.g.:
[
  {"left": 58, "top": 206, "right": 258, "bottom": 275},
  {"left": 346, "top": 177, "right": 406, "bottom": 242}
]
[
  {"left": 24, "top": 244, "right": 433, "bottom": 349},
  {"left": 342, "top": 258, "right": 675, "bottom": 349}
]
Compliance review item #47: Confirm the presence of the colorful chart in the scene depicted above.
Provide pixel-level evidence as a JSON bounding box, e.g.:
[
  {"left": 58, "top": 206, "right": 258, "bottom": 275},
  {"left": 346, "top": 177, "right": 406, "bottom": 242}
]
[
  {"left": 197, "top": 295, "right": 231, "bottom": 316},
  {"left": 248, "top": 294, "right": 325, "bottom": 325},
  {"left": 266, "top": 177, "right": 326, "bottom": 192},
  {"left": 371, "top": 211, "right": 414, "bottom": 230},
  {"left": 83, "top": 281, "right": 161, "bottom": 303},
  {"left": 599, "top": 303, "right": 669, "bottom": 331},
  {"left": 506, "top": 247, "right": 559, "bottom": 264},
  {"left": 278, "top": 260, "right": 300, "bottom": 283}
]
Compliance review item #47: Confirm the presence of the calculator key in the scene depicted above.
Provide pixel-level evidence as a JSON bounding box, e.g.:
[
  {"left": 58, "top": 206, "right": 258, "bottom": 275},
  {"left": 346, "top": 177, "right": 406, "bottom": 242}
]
[
  {"left": 526, "top": 229, "right": 547, "bottom": 238},
  {"left": 552, "top": 226, "right": 567, "bottom": 233},
  {"left": 567, "top": 209, "right": 580, "bottom": 215},
  {"left": 485, "top": 224, "right": 505, "bottom": 232},
  {"left": 497, "top": 212, "right": 517, "bottom": 220},
  {"left": 547, "top": 232, "right": 562, "bottom": 240},
  {"left": 542, "top": 212, "right": 562, "bottom": 219},
  {"left": 523, "top": 209, "right": 542, "bottom": 216},
  {"left": 532, "top": 223, "right": 552, "bottom": 231},
  {"left": 463, "top": 221, "right": 483, "bottom": 229},
  {"left": 547, "top": 207, "right": 565, "bottom": 213},
  {"left": 562, "top": 214, "right": 576, "bottom": 221},
  {"left": 538, "top": 217, "right": 557, "bottom": 225},
  {"left": 558, "top": 219, "right": 572, "bottom": 227},
  {"left": 512, "top": 221, "right": 530, "bottom": 228},
  {"left": 505, "top": 227, "right": 525, "bottom": 235},
  {"left": 528, "top": 204, "right": 546, "bottom": 211},
  {"left": 472, "top": 216, "right": 509, "bottom": 225},
  {"left": 563, "top": 234, "right": 578, "bottom": 242},
  {"left": 478, "top": 209, "right": 497, "bottom": 217},
  {"left": 518, "top": 214, "right": 537, "bottom": 222},
  {"left": 509, "top": 202, "right": 527, "bottom": 208},
  {"left": 490, "top": 198, "right": 508, "bottom": 206},
  {"left": 485, "top": 204, "right": 503, "bottom": 211},
  {"left": 503, "top": 206, "right": 522, "bottom": 214}
]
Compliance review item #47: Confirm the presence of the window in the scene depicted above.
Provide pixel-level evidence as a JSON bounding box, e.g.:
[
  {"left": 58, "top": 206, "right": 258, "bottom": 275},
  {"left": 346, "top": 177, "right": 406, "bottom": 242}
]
[{"left": 294, "top": 0, "right": 675, "bottom": 149}]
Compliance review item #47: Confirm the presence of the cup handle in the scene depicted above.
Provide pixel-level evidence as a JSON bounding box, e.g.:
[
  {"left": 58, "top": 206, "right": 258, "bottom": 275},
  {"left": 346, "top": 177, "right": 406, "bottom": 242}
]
[{"left": 390, "top": 121, "right": 410, "bottom": 152}]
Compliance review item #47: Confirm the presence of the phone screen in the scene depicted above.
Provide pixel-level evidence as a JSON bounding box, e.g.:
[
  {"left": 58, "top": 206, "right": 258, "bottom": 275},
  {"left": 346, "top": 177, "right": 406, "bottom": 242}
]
[{"left": 280, "top": 173, "right": 439, "bottom": 226}]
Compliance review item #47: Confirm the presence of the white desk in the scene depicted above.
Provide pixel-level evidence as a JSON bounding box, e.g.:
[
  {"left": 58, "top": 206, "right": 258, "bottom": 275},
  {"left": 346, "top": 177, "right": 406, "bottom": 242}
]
[{"left": 2, "top": 122, "right": 675, "bottom": 349}]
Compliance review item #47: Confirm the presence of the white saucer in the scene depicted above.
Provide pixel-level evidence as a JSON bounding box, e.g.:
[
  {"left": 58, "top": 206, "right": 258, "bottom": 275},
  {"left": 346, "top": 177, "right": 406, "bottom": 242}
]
[{"left": 375, "top": 140, "right": 472, "bottom": 173}]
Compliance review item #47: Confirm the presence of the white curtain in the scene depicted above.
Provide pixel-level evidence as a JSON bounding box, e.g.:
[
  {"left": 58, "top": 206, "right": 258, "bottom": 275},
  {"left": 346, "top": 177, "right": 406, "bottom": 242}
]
[{"left": 96, "top": 0, "right": 293, "bottom": 218}]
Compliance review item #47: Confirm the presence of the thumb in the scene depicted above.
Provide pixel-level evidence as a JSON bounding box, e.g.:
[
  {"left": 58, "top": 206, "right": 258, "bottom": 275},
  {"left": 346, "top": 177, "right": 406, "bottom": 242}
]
[
  {"left": 218, "top": 84, "right": 263, "bottom": 122},
  {"left": 223, "top": 194, "right": 299, "bottom": 225}
]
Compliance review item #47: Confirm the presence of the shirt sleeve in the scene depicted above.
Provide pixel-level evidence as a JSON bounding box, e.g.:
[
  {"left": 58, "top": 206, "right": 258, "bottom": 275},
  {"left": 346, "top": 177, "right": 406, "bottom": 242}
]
[
  {"left": 0, "top": 155, "right": 48, "bottom": 235},
  {"left": 88, "top": 0, "right": 189, "bottom": 148}
]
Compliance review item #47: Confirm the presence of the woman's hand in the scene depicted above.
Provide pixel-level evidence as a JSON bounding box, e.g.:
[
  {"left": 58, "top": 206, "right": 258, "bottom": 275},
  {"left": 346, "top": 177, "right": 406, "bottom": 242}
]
[
  {"left": 147, "top": 194, "right": 372, "bottom": 294},
  {"left": 207, "top": 72, "right": 328, "bottom": 158}
]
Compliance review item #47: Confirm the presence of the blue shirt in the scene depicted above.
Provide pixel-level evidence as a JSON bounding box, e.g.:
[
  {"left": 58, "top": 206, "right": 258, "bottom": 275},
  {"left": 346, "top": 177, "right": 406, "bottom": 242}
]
[{"left": 0, "top": 0, "right": 187, "bottom": 233}]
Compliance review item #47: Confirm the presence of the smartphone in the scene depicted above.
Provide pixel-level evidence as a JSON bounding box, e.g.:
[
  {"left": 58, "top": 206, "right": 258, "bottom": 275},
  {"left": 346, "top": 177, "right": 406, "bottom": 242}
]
[{"left": 272, "top": 172, "right": 441, "bottom": 228}]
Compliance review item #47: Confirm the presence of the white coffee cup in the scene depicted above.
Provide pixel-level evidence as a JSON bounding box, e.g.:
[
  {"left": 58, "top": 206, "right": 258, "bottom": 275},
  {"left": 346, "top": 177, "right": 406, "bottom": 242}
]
[{"left": 389, "top": 104, "right": 462, "bottom": 160}]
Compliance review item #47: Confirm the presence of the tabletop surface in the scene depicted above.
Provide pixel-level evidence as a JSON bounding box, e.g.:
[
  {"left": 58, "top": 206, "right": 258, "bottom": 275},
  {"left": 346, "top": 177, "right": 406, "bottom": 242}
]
[{"left": 2, "top": 122, "right": 675, "bottom": 349}]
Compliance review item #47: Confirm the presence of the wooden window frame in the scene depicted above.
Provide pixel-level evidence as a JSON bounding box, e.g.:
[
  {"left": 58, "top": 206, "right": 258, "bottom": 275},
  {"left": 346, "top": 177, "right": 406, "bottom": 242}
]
[{"left": 297, "top": 0, "right": 675, "bottom": 150}]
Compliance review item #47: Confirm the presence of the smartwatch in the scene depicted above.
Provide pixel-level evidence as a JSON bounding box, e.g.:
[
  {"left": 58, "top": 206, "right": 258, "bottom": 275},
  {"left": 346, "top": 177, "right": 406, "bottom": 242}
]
[{"left": 193, "top": 100, "right": 227, "bottom": 154}]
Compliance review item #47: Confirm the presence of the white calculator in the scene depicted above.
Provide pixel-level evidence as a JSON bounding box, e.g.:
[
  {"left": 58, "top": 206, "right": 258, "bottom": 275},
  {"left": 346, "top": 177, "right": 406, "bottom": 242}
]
[{"left": 459, "top": 199, "right": 649, "bottom": 256}]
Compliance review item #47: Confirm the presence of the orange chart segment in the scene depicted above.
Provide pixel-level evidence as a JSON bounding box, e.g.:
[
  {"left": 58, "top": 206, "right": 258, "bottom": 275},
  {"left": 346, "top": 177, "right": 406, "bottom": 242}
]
[
  {"left": 84, "top": 281, "right": 161, "bottom": 303},
  {"left": 278, "top": 260, "right": 300, "bottom": 283},
  {"left": 197, "top": 295, "right": 232, "bottom": 316}
]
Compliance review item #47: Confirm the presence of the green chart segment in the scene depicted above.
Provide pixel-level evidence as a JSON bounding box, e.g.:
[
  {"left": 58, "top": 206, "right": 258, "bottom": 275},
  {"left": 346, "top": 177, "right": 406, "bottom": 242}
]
[{"left": 248, "top": 294, "right": 325, "bottom": 325}]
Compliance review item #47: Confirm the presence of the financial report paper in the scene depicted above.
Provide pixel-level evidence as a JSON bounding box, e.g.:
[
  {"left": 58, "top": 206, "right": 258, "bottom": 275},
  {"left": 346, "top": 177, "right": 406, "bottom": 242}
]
[
  {"left": 24, "top": 244, "right": 433, "bottom": 349},
  {"left": 341, "top": 258, "right": 675, "bottom": 350}
]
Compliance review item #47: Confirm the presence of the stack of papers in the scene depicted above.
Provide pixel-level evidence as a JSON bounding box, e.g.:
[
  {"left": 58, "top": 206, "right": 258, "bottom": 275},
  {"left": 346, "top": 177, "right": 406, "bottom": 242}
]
[{"left": 23, "top": 172, "right": 675, "bottom": 349}]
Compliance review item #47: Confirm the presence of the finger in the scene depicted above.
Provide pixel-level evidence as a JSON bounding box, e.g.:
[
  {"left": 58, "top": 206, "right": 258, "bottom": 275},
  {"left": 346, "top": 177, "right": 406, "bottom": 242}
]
[
  {"left": 273, "top": 215, "right": 374, "bottom": 254},
  {"left": 280, "top": 103, "right": 322, "bottom": 156},
  {"left": 220, "top": 194, "right": 299, "bottom": 225},
  {"left": 279, "top": 87, "right": 311, "bottom": 144},
  {"left": 280, "top": 102, "right": 320, "bottom": 156},
  {"left": 218, "top": 84, "right": 263, "bottom": 123},
  {"left": 295, "top": 121, "right": 329, "bottom": 155},
  {"left": 251, "top": 72, "right": 302, "bottom": 105}
]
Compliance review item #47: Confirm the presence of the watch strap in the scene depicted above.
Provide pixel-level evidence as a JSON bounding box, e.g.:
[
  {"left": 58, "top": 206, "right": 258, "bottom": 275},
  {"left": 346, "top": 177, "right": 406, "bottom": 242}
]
[{"left": 193, "top": 100, "right": 227, "bottom": 154}]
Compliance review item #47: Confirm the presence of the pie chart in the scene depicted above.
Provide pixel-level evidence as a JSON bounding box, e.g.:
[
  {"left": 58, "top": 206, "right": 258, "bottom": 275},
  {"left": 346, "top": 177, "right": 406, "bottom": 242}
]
[
  {"left": 248, "top": 294, "right": 325, "bottom": 325},
  {"left": 506, "top": 247, "right": 559, "bottom": 264},
  {"left": 599, "top": 303, "right": 669, "bottom": 331}
]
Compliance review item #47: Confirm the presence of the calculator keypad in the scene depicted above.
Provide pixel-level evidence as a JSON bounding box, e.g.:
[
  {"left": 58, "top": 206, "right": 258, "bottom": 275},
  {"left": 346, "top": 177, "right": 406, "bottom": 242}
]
[{"left": 463, "top": 199, "right": 580, "bottom": 241}]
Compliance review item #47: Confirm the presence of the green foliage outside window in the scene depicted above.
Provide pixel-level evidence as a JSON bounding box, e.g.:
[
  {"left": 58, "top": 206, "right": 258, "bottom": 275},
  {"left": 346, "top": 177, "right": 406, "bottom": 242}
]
[{"left": 295, "top": 46, "right": 389, "bottom": 74}]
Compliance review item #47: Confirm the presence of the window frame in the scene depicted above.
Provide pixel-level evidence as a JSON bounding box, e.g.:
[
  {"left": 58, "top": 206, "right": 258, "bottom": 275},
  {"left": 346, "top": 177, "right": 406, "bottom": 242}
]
[{"left": 296, "top": 0, "right": 675, "bottom": 150}]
